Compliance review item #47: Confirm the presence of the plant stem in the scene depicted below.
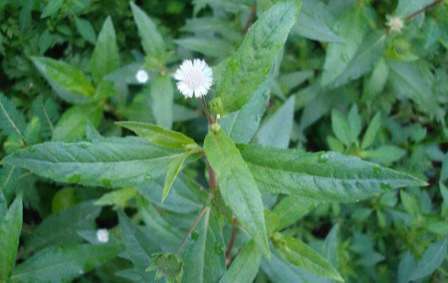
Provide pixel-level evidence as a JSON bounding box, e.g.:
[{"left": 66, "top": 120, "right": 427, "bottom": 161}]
[
  {"left": 177, "top": 206, "right": 209, "bottom": 254},
  {"left": 405, "top": 0, "right": 443, "bottom": 21},
  {"left": 225, "top": 217, "right": 238, "bottom": 266},
  {"left": 243, "top": 4, "right": 257, "bottom": 33},
  {"left": 200, "top": 97, "right": 215, "bottom": 124}
]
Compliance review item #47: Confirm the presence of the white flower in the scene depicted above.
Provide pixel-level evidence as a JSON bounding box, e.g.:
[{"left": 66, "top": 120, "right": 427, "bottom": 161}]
[
  {"left": 96, "top": 229, "right": 109, "bottom": 243},
  {"left": 136, "top": 69, "right": 149, "bottom": 83},
  {"left": 386, "top": 16, "right": 404, "bottom": 33},
  {"left": 174, "top": 59, "right": 213, "bottom": 98}
]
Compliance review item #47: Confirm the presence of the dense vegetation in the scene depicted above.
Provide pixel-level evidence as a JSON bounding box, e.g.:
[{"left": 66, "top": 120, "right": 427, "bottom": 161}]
[{"left": 0, "top": 0, "right": 447, "bottom": 282}]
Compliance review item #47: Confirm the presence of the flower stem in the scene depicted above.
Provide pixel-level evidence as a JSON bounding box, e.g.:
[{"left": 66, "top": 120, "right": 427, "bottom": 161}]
[
  {"left": 176, "top": 206, "right": 209, "bottom": 254},
  {"left": 225, "top": 217, "right": 239, "bottom": 266},
  {"left": 405, "top": 0, "right": 443, "bottom": 21}
]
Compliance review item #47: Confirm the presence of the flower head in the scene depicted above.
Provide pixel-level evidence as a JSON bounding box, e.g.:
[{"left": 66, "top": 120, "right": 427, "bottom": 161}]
[
  {"left": 96, "top": 229, "right": 109, "bottom": 243},
  {"left": 386, "top": 16, "right": 404, "bottom": 33},
  {"left": 174, "top": 59, "right": 213, "bottom": 98},
  {"left": 136, "top": 69, "right": 149, "bottom": 84}
]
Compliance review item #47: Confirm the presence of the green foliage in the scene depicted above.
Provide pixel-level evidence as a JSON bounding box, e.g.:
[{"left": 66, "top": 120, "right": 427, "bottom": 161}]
[{"left": 1, "top": 0, "right": 447, "bottom": 282}]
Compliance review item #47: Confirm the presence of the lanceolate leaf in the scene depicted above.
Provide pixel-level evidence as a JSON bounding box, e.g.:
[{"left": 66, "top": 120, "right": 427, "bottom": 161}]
[
  {"left": 204, "top": 129, "right": 269, "bottom": 255},
  {"left": 116, "top": 121, "right": 197, "bottom": 149},
  {"left": 32, "top": 57, "right": 95, "bottom": 104},
  {"left": 162, "top": 152, "right": 190, "bottom": 202},
  {"left": 0, "top": 93, "right": 26, "bottom": 138},
  {"left": 219, "top": 240, "right": 262, "bottom": 283},
  {"left": 90, "top": 17, "right": 120, "bottom": 82},
  {"left": 238, "top": 144, "right": 426, "bottom": 202},
  {"left": 273, "top": 233, "right": 343, "bottom": 282},
  {"left": 0, "top": 197, "right": 22, "bottom": 282},
  {"left": 11, "top": 244, "right": 121, "bottom": 283},
  {"left": 3, "top": 137, "right": 183, "bottom": 188},
  {"left": 130, "top": 2, "right": 165, "bottom": 57},
  {"left": 150, "top": 75, "right": 174, "bottom": 129},
  {"left": 409, "top": 237, "right": 448, "bottom": 281},
  {"left": 210, "top": 1, "right": 300, "bottom": 114},
  {"left": 182, "top": 209, "right": 225, "bottom": 283}
]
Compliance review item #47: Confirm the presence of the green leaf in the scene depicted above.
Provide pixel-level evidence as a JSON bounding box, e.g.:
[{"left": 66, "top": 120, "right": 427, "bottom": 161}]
[
  {"left": 204, "top": 129, "right": 269, "bottom": 255},
  {"left": 0, "top": 196, "right": 22, "bottom": 282},
  {"left": 348, "top": 105, "right": 361, "bottom": 143},
  {"left": 267, "top": 195, "right": 318, "bottom": 234},
  {"left": 361, "top": 112, "right": 381, "bottom": 149},
  {"left": 256, "top": 96, "right": 295, "bottom": 149},
  {"left": 331, "top": 110, "right": 351, "bottom": 146},
  {"left": 31, "top": 95, "right": 60, "bottom": 139},
  {"left": 0, "top": 93, "right": 26, "bottom": 138},
  {"left": 11, "top": 244, "right": 121, "bottom": 283},
  {"left": 321, "top": 10, "right": 384, "bottom": 88},
  {"left": 162, "top": 152, "right": 190, "bottom": 202},
  {"left": 32, "top": 57, "right": 95, "bottom": 104},
  {"left": 95, "top": 188, "right": 138, "bottom": 208},
  {"left": 52, "top": 105, "right": 102, "bottom": 142},
  {"left": 150, "top": 75, "right": 174, "bottom": 129},
  {"left": 409, "top": 237, "right": 448, "bottom": 281},
  {"left": 294, "top": 0, "right": 341, "bottom": 42},
  {"left": 3, "top": 137, "right": 183, "bottom": 188},
  {"left": 41, "top": 0, "right": 64, "bottom": 18},
  {"left": 238, "top": 144, "right": 427, "bottom": 202},
  {"left": 182, "top": 209, "right": 225, "bottom": 283},
  {"left": 116, "top": 121, "right": 197, "bottom": 150},
  {"left": 210, "top": 1, "right": 300, "bottom": 114},
  {"left": 388, "top": 61, "right": 439, "bottom": 116},
  {"left": 219, "top": 240, "right": 262, "bottom": 283},
  {"left": 90, "top": 17, "right": 120, "bottom": 82},
  {"left": 118, "top": 212, "right": 153, "bottom": 281},
  {"left": 220, "top": 82, "right": 270, "bottom": 144},
  {"left": 130, "top": 2, "right": 165, "bottom": 57},
  {"left": 24, "top": 201, "right": 101, "bottom": 253},
  {"left": 75, "top": 17, "right": 96, "bottom": 44},
  {"left": 273, "top": 233, "right": 343, "bottom": 282}
]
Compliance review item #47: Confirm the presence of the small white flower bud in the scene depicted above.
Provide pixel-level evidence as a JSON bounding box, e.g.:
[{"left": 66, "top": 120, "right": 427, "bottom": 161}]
[
  {"left": 386, "top": 16, "right": 404, "bottom": 33},
  {"left": 96, "top": 229, "right": 109, "bottom": 243},
  {"left": 136, "top": 69, "right": 149, "bottom": 84}
]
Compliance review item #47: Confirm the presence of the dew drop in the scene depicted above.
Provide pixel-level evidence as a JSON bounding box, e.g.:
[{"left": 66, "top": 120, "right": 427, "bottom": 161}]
[{"left": 318, "top": 153, "right": 328, "bottom": 163}]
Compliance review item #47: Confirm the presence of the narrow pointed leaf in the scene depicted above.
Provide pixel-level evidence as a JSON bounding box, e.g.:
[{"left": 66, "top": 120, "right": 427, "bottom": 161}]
[
  {"left": 3, "top": 137, "right": 183, "bottom": 188},
  {"left": 219, "top": 240, "right": 262, "bottom": 283},
  {"left": 204, "top": 129, "right": 269, "bottom": 255},
  {"left": 210, "top": 1, "right": 300, "bottom": 114},
  {"left": 0, "top": 93, "right": 26, "bottom": 138},
  {"left": 239, "top": 144, "right": 427, "bottom": 202},
  {"left": 162, "top": 152, "right": 190, "bottom": 202},
  {"left": 90, "top": 17, "right": 120, "bottom": 82}
]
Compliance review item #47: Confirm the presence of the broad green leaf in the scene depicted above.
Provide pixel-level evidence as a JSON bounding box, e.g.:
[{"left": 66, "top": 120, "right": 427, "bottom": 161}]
[
  {"left": 256, "top": 96, "right": 295, "bottom": 149},
  {"left": 238, "top": 144, "right": 427, "bottom": 202},
  {"left": 116, "top": 121, "right": 197, "bottom": 150},
  {"left": 409, "top": 237, "right": 448, "bottom": 281},
  {"left": 95, "top": 187, "right": 138, "bottom": 208},
  {"left": 75, "top": 17, "right": 96, "bottom": 44},
  {"left": 204, "top": 129, "right": 269, "bottom": 255},
  {"left": 52, "top": 104, "right": 102, "bottom": 142},
  {"left": 219, "top": 240, "right": 262, "bottom": 283},
  {"left": 182, "top": 209, "right": 225, "bottom": 283},
  {"left": 210, "top": 1, "right": 300, "bottom": 114},
  {"left": 130, "top": 2, "right": 165, "bottom": 57},
  {"left": 32, "top": 57, "right": 95, "bottom": 104},
  {"left": 162, "top": 152, "right": 190, "bottom": 202},
  {"left": 118, "top": 212, "right": 154, "bottom": 281},
  {"left": 321, "top": 9, "right": 383, "bottom": 88},
  {"left": 0, "top": 197, "right": 22, "bottom": 282},
  {"left": 388, "top": 61, "right": 439, "bottom": 115},
  {"left": 220, "top": 78, "right": 270, "bottom": 144},
  {"left": 41, "top": 0, "right": 63, "bottom": 18},
  {"left": 3, "top": 137, "right": 183, "bottom": 188},
  {"left": 267, "top": 195, "right": 319, "bottom": 234},
  {"left": 11, "top": 243, "right": 121, "bottom": 283},
  {"left": 24, "top": 201, "right": 101, "bottom": 253},
  {"left": 294, "top": 0, "right": 341, "bottom": 42},
  {"left": 395, "top": 0, "right": 434, "bottom": 17},
  {"left": 0, "top": 93, "right": 26, "bottom": 138},
  {"left": 90, "top": 17, "right": 120, "bottom": 82},
  {"left": 31, "top": 95, "right": 60, "bottom": 139},
  {"left": 150, "top": 75, "right": 173, "bottom": 129},
  {"left": 361, "top": 113, "right": 381, "bottom": 149},
  {"left": 273, "top": 233, "right": 343, "bottom": 282},
  {"left": 331, "top": 110, "right": 351, "bottom": 146}
]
